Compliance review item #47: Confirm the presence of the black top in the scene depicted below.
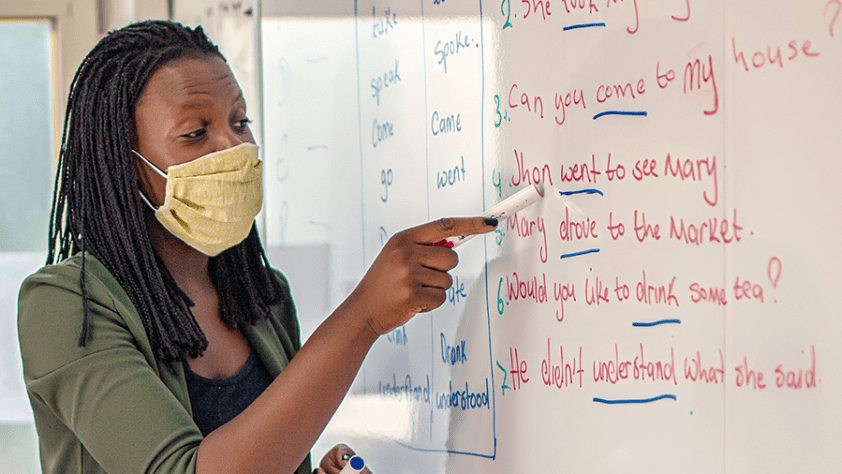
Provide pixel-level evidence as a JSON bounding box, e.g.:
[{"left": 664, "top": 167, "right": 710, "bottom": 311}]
[{"left": 184, "top": 350, "right": 274, "bottom": 437}]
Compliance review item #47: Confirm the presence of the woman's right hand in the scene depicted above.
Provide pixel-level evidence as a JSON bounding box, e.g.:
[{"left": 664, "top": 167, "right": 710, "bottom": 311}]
[{"left": 346, "top": 217, "right": 498, "bottom": 337}]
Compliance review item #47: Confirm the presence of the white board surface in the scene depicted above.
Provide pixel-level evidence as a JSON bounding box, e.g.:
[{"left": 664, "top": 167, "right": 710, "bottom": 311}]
[{"left": 259, "top": 1, "right": 842, "bottom": 472}]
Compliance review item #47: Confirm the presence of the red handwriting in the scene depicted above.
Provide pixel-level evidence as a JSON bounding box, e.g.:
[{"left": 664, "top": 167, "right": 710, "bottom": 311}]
[
  {"left": 689, "top": 282, "right": 728, "bottom": 306},
  {"left": 521, "top": 0, "right": 552, "bottom": 20},
  {"left": 636, "top": 270, "right": 679, "bottom": 306},
  {"left": 559, "top": 206, "right": 599, "bottom": 241},
  {"left": 509, "top": 83, "right": 544, "bottom": 118},
  {"left": 560, "top": 154, "right": 601, "bottom": 183},
  {"left": 554, "top": 88, "right": 587, "bottom": 126},
  {"left": 669, "top": 208, "right": 743, "bottom": 246},
  {"left": 559, "top": 0, "right": 599, "bottom": 14},
  {"left": 827, "top": 0, "right": 841, "bottom": 38},
  {"left": 553, "top": 281, "right": 577, "bottom": 321},
  {"left": 507, "top": 213, "right": 548, "bottom": 263},
  {"left": 664, "top": 153, "right": 718, "bottom": 207},
  {"left": 541, "top": 339, "right": 585, "bottom": 388},
  {"left": 509, "top": 347, "right": 529, "bottom": 390},
  {"left": 593, "top": 343, "right": 678, "bottom": 385},
  {"left": 606, "top": 0, "right": 640, "bottom": 34},
  {"left": 585, "top": 275, "right": 610, "bottom": 305},
  {"left": 734, "top": 356, "right": 767, "bottom": 389},
  {"left": 775, "top": 345, "right": 818, "bottom": 389},
  {"left": 683, "top": 54, "right": 719, "bottom": 115},
  {"left": 634, "top": 210, "right": 661, "bottom": 242},
  {"left": 512, "top": 148, "right": 554, "bottom": 187},
  {"left": 732, "top": 36, "right": 820, "bottom": 72},
  {"left": 595, "top": 78, "right": 645, "bottom": 104},
  {"left": 684, "top": 349, "right": 725, "bottom": 384},
  {"left": 507, "top": 271, "right": 549, "bottom": 304},
  {"left": 733, "top": 275, "right": 764, "bottom": 303},
  {"left": 671, "top": 0, "right": 690, "bottom": 21}
]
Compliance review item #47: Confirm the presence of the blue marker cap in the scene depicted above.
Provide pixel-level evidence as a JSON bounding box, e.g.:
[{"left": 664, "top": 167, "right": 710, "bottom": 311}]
[{"left": 350, "top": 457, "right": 365, "bottom": 470}]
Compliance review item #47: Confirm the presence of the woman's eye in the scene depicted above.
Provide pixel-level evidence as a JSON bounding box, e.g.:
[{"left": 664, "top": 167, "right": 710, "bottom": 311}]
[
  {"left": 236, "top": 118, "right": 252, "bottom": 129},
  {"left": 183, "top": 129, "right": 206, "bottom": 139}
]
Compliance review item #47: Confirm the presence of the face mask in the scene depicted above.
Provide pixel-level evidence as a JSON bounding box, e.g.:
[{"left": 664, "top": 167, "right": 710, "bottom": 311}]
[{"left": 133, "top": 143, "right": 263, "bottom": 257}]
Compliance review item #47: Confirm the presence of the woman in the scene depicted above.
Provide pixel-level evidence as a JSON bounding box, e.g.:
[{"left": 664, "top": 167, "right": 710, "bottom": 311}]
[{"left": 18, "top": 20, "right": 496, "bottom": 474}]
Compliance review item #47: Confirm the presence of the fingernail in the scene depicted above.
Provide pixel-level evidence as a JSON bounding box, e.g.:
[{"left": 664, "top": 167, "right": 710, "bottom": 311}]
[
  {"left": 484, "top": 217, "right": 498, "bottom": 227},
  {"left": 432, "top": 239, "right": 454, "bottom": 248},
  {"left": 342, "top": 453, "right": 352, "bottom": 461}
]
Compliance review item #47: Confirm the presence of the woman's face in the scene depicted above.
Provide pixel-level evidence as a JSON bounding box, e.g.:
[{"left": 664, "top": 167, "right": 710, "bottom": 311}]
[{"left": 133, "top": 55, "right": 255, "bottom": 207}]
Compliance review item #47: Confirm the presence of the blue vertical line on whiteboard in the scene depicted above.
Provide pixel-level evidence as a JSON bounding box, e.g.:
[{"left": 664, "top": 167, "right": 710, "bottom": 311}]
[
  {"left": 593, "top": 110, "right": 648, "bottom": 120},
  {"left": 563, "top": 22, "right": 607, "bottom": 31},
  {"left": 354, "top": 0, "right": 365, "bottom": 267},
  {"left": 422, "top": 1, "right": 430, "bottom": 223},
  {"left": 479, "top": 0, "right": 497, "bottom": 460},
  {"left": 593, "top": 394, "right": 677, "bottom": 404},
  {"left": 632, "top": 319, "right": 682, "bottom": 327},
  {"left": 354, "top": 0, "right": 367, "bottom": 395},
  {"left": 560, "top": 248, "right": 601, "bottom": 259},
  {"left": 420, "top": 0, "right": 433, "bottom": 442}
]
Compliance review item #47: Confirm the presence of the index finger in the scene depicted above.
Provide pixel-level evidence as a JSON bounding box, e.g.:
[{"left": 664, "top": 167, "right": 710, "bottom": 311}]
[{"left": 405, "top": 217, "right": 498, "bottom": 245}]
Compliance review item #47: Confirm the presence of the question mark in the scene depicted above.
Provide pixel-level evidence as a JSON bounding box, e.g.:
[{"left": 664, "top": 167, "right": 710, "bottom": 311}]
[
  {"left": 826, "top": 0, "right": 841, "bottom": 38},
  {"left": 767, "top": 257, "right": 782, "bottom": 303}
]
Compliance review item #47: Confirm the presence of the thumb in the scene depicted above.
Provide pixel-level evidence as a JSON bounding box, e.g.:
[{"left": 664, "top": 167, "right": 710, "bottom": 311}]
[{"left": 404, "top": 217, "right": 498, "bottom": 245}]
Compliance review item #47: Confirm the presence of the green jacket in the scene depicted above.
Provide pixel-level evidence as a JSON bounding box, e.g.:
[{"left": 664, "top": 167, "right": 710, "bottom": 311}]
[{"left": 18, "top": 253, "right": 311, "bottom": 474}]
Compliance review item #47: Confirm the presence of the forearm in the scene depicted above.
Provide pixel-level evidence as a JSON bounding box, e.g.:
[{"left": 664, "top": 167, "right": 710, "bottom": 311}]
[{"left": 196, "top": 294, "right": 379, "bottom": 474}]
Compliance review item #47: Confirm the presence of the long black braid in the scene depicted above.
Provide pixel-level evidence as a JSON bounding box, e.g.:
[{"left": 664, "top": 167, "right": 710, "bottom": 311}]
[{"left": 48, "top": 20, "right": 288, "bottom": 362}]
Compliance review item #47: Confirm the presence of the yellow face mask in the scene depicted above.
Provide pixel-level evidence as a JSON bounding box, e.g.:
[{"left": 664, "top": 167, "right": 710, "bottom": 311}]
[{"left": 133, "top": 143, "right": 263, "bottom": 257}]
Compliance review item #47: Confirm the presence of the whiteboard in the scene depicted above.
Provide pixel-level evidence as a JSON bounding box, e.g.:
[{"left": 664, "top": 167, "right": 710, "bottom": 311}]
[{"left": 258, "top": 0, "right": 842, "bottom": 472}]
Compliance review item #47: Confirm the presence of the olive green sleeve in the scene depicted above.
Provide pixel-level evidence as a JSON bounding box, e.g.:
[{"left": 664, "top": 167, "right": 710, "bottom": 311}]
[{"left": 18, "top": 259, "right": 202, "bottom": 474}]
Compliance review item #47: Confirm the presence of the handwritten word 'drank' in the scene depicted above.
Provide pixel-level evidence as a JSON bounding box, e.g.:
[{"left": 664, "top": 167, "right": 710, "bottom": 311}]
[
  {"left": 506, "top": 213, "right": 548, "bottom": 263},
  {"left": 386, "top": 325, "right": 407, "bottom": 346},
  {"left": 593, "top": 343, "right": 679, "bottom": 386},
  {"left": 441, "top": 333, "right": 467, "bottom": 365},
  {"left": 542, "top": 339, "right": 585, "bottom": 389},
  {"left": 435, "top": 30, "right": 474, "bottom": 73},
  {"left": 370, "top": 59, "right": 401, "bottom": 106}
]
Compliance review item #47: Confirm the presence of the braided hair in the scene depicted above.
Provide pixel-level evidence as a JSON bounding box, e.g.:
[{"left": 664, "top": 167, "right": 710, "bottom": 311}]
[{"left": 48, "top": 20, "right": 287, "bottom": 362}]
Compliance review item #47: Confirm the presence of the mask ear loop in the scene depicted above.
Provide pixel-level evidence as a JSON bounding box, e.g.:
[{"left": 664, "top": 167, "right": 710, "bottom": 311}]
[{"left": 132, "top": 150, "right": 166, "bottom": 211}]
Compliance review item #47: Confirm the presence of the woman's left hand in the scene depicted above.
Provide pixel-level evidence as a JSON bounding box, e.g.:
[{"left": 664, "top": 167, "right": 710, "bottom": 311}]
[{"left": 313, "top": 443, "right": 373, "bottom": 474}]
